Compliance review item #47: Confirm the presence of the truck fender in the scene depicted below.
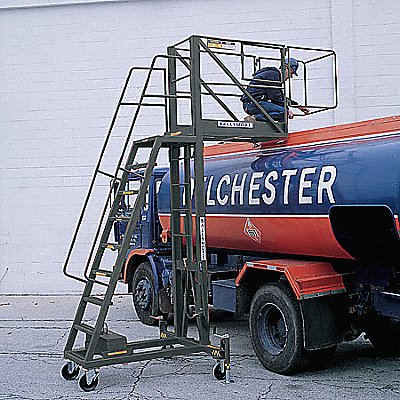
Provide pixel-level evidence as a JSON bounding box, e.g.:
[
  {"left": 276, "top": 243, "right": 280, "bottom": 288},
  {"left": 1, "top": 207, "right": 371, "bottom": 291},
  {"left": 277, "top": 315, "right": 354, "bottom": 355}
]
[
  {"left": 123, "top": 249, "right": 158, "bottom": 292},
  {"left": 237, "top": 259, "right": 346, "bottom": 349}
]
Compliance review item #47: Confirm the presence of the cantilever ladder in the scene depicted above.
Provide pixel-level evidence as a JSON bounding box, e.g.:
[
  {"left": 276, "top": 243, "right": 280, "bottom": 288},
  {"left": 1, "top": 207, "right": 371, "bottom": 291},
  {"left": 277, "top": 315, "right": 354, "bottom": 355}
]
[{"left": 59, "top": 35, "right": 332, "bottom": 391}]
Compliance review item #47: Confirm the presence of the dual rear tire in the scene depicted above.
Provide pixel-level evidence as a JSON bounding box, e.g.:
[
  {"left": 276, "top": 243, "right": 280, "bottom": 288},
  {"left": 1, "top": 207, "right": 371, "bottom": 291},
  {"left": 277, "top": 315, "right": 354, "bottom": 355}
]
[{"left": 249, "top": 283, "right": 336, "bottom": 375}]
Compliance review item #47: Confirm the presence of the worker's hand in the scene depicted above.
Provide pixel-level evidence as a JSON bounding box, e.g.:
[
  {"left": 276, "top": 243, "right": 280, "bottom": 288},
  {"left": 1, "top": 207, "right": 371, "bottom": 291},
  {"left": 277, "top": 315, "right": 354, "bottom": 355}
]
[
  {"left": 288, "top": 110, "right": 294, "bottom": 119},
  {"left": 298, "top": 106, "right": 310, "bottom": 115}
]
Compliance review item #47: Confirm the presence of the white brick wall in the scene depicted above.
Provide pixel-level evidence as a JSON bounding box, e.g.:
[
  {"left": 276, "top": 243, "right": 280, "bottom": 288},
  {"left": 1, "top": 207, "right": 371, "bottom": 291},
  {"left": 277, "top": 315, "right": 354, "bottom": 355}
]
[{"left": 1, "top": 0, "right": 399, "bottom": 294}]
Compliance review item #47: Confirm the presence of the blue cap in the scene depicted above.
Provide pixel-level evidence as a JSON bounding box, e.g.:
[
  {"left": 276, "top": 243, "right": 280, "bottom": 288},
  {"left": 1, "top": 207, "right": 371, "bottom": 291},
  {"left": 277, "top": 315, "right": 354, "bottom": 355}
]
[{"left": 285, "top": 57, "right": 299, "bottom": 76}]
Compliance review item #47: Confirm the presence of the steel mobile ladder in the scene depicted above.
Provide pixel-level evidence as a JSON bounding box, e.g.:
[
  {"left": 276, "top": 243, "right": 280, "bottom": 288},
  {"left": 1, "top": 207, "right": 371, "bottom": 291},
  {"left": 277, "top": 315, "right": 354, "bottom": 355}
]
[{"left": 61, "top": 35, "right": 337, "bottom": 391}]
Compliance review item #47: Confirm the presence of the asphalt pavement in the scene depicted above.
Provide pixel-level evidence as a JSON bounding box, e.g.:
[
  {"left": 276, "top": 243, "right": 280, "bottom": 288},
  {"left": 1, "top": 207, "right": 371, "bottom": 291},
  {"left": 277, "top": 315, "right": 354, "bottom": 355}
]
[{"left": 1, "top": 294, "right": 399, "bottom": 400}]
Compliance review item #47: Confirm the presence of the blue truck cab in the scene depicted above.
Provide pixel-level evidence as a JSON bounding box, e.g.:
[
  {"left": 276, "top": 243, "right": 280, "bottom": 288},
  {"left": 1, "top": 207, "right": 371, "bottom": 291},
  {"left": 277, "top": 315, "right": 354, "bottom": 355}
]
[{"left": 113, "top": 167, "right": 241, "bottom": 326}]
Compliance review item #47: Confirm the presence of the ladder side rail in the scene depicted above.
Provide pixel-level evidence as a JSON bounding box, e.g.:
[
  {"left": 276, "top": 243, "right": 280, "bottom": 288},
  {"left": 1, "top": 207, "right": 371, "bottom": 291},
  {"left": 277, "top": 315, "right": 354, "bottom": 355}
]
[
  {"left": 167, "top": 46, "right": 178, "bottom": 132},
  {"left": 167, "top": 50, "right": 187, "bottom": 337},
  {"left": 182, "top": 144, "right": 194, "bottom": 338},
  {"left": 170, "top": 46, "right": 238, "bottom": 122},
  {"left": 192, "top": 141, "right": 210, "bottom": 345},
  {"left": 64, "top": 140, "right": 153, "bottom": 353},
  {"left": 189, "top": 36, "right": 210, "bottom": 345},
  {"left": 110, "top": 54, "right": 190, "bottom": 179},
  {"left": 82, "top": 145, "right": 141, "bottom": 282},
  {"left": 110, "top": 58, "right": 166, "bottom": 179},
  {"left": 198, "top": 39, "right": 286, "bottom": 134},
  {"left": 84, "top": 138, "right": 163, "bottom": 361},
  {"left": 82, "top": 178, "right": 121, "bottom": 286},
  {"left": 79, "top": 56, "right": 177, "bottom": 283},
  {"left": 169, "top": 144, "right": 187, "bottom": 338},
  {"left": 163, "top": 67, "right": 169, "bottom": 133},
  {"left": 63, "top": 68, "right": 136, "bottom": 283},
  {"left": 280, "top": 48, "right": 289, "bottom": 129}
]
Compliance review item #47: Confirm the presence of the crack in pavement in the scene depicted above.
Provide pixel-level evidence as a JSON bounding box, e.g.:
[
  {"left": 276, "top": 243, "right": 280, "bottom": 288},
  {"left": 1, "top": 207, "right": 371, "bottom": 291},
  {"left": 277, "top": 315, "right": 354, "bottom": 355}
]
[
  {"left": 0, "top": 326, "right": 67, "bottom": 331},
  {"left": 131, "top": 360, "right": 151, "bottom": 399},
  {"left": 257, "top": 383, "right": 273, "bottom": 400},
  {"left": 55, "top": 329, "right": 69, "bottom": 347},
  {"left": 311, "top": 379, "right": 400, "bottom": 394}
]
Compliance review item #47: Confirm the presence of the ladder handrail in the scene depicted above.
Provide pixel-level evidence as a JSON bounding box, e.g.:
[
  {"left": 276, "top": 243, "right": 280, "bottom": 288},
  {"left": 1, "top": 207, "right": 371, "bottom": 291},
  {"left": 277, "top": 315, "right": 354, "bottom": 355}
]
[
  {"left": 62, "top": 68, "right": 136, "bottom": 283},
  {"left": 63, "top": 56, "right": 181, "bottom": 283}
]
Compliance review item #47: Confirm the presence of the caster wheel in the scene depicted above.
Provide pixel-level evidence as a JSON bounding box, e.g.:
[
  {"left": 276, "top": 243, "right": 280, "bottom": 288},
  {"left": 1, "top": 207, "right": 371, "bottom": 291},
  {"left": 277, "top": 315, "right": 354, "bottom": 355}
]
[
  {"left": 79, "top": 372, "right": 99, "bottom": 392},
  {"left": 61, "top": 362, "right": 80, "bottom": 381},
  {"left": 213, "top": 362, "right": 226, "bottom": 381}
]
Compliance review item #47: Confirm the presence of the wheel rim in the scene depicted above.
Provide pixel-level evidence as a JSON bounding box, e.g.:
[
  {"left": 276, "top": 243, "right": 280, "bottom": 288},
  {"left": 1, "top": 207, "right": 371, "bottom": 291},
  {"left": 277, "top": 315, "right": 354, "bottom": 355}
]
[
  {"left": 257, "top": 302, "right": 288, "bottom": 356},
  {"left": 135, "top": 278, "right": 152, "bottom": 310}
]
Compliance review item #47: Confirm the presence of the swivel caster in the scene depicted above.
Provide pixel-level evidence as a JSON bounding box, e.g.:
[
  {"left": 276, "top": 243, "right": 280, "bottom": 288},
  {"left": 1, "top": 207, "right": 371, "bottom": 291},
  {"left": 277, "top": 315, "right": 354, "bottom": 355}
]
[
  {"left": 78, "top": 370, "right": 99, "bottom": 392},
  {"left": 61, "top": 361, "right": 80, "bottom": 381},
  {"left": 212, "top": 362, "right": 226, "bottom": 381}
]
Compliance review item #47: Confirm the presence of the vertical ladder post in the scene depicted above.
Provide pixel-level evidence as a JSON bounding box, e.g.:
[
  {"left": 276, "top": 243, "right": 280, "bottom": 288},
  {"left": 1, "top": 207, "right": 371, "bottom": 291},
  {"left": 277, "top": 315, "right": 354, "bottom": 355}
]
[
  {"left": 169, "top": 144, "right": 186, "bottom": 338},
  {"left": 167, "top": 46, "right": 178, "bottom": 133},
  {"left": 190, "top": 36, "right": 210, "bottom": 345}
]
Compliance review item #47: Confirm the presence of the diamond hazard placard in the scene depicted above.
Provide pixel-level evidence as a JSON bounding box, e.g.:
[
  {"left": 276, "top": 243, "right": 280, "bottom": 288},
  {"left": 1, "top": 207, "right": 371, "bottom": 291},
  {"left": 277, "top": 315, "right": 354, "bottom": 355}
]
[{"left": 243, "top": 218, "right": 262, "bottom": 244}]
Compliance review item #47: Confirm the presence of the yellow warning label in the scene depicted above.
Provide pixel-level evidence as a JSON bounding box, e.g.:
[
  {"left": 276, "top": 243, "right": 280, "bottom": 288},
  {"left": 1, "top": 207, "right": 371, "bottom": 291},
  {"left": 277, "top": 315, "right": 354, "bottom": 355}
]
[
  {"left": 207, "top": 39, "right": 236, "bottom": 51},
  {"left": 107, "top": 350, "right": 128, "bottom": 356}
]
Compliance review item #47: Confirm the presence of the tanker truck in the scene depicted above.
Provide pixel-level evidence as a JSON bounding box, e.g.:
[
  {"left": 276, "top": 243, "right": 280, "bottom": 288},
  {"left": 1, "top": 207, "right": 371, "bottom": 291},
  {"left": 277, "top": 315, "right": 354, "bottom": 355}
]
[{"left": 115, "top": 115, "right": 400, "bottom": 374}]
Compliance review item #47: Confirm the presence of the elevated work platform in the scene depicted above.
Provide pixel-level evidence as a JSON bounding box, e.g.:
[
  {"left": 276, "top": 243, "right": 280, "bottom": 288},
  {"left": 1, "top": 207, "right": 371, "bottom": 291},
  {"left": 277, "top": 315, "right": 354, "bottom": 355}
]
[{"left": 61, "top": 35, "right": 338, "bottom": 391}]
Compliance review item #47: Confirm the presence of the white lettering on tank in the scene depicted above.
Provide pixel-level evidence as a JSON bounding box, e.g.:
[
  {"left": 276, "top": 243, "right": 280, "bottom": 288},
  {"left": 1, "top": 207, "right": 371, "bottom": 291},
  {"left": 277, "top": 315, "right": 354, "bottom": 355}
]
[
  {"left": 318, "top": 166, "right": 337, "bottom": 204},
  {"left": 231, "top": 173, "right": 248, "bottom": 205},
  {"left": 299, "top": 167, "right": 317, "bottom": 205},
  {"left": 282, "top": 169, "right": 298, "bottom": 205},
  {"left": 216, "top": 174, "right": 231, "bottom": 206},
  {"left": 249, "top": 172, "right": 264, "bottom": 205},
  {"left": 262, "top": 170, "right": 278, "bottom": 205},
  {"left": 206, "top": 175, "right": 216, "bottom": 206},
  {"left": 182, "top": 177, "right": 195, "bottom": 206}
]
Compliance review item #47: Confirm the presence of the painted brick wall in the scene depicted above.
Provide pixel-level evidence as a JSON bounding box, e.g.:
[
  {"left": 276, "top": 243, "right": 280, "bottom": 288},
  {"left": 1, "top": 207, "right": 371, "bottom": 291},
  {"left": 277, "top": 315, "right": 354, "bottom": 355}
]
[{"left": 0, "top": 0, "right": 399, "bottom": 293}]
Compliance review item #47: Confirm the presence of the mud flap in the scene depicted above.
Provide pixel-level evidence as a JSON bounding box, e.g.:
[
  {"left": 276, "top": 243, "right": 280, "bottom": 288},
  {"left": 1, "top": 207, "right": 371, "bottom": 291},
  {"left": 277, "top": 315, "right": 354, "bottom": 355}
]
[{"left": 300, "top": 294, "right": 347, "bottom": 350}]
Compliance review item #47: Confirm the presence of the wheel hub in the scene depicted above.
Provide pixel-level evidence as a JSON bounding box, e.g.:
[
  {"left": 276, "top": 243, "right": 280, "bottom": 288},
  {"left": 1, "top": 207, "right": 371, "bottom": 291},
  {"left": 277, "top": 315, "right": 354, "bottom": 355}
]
[
  {"left": 258, "top": 303, "right": 288, "bottom": 356},
  {"left": 135, "top": 278, "right": 152, "bottom": 310}
]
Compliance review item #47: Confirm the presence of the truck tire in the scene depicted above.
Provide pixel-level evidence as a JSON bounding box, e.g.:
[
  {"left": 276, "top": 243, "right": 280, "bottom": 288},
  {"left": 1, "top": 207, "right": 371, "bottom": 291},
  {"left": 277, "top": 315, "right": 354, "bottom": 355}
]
[
  {"left": 366, "top": 318, "right": 400, "bottom": 355},
  {"left": 249, "top": 282, "right": 307, "bottom": 375},
  {"left": 132, "top": 262, "right": 159, "bottom": 326}
]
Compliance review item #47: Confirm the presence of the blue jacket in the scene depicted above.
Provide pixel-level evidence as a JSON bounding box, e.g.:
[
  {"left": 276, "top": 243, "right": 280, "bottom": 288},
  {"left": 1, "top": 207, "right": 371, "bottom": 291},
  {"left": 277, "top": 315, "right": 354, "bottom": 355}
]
[{"left": 241, "top": 67, "right": 285, "bottom": 106}]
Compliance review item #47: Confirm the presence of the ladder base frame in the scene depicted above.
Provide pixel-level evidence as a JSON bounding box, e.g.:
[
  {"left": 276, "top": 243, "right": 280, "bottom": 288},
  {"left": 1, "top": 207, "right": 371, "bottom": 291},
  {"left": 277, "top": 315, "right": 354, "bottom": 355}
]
[{"left": 64, "top": 322, "right": 229, "bottom": 371}]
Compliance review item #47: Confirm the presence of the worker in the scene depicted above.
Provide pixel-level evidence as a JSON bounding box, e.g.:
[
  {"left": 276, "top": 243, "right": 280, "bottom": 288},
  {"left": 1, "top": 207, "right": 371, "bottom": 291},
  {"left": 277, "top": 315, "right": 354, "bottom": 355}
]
[{"left": 241, "top": 58, "right": 309, "bottom": 122}]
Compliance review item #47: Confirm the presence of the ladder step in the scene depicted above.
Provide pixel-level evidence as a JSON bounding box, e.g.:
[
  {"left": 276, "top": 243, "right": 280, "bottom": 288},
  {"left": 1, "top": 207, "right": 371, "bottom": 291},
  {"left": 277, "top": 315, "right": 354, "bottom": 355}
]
[
  {"left": 74, "top": 323, "right": 95, "bottom": 335},
  {"left": 126, "top": 162, "right": 150, "bottom": 171},
  {"left": 171, "top": 183, "right": 190, "bottom": 187},
  {"left": 117, "top": 190, "right": 140, "bottom": 196},
  {"left": 109, "top": 215, "right": 131, "bottom": 222},
  {"left": 101, "top": 243, "right": 121, "bottom": 250},
  {"left": 95, "top": 269, "right": 114, "bottom": 278},
  {"left": 83, "top": 296, "right": 104, "bottom": 306}
]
